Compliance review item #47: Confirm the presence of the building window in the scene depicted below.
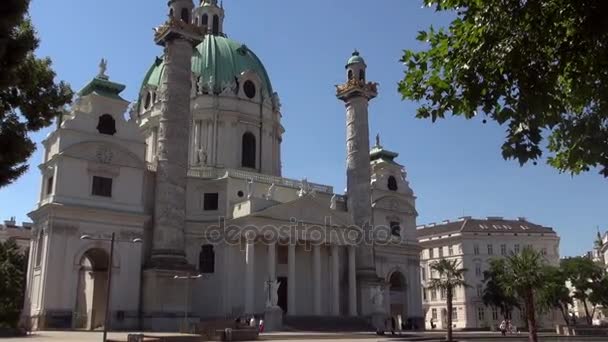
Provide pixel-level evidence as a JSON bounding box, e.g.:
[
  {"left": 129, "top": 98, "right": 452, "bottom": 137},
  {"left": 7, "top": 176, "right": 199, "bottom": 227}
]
[
  {"left": 474, "top": 244, "right": 480, "bottom": 255},
  {"left": 92, "top": 176, "right": 112, "bottom": 197},
  {"left": 243, "top": 80, "right": 256, "bottom": 99},
  {"left": 448, "top": 245, "right": 454, "bottom": 256},
  {"left": 541, "top": 247, "right": 547, "bottom": 256},
  {"left": 440, "top": 288, "right": 446, "bottom": 300},
  {"left": 514, "top": 244, "right": 520, "bottom": 254},
  {"left": 452, "top": 307, "right": 458, "bottom": 321},
  {"left": 144, "top": 92, "right": 152, "bottom": 109},
  {"left": 458, "top": 245, "right": 463, "bottom": 254},
  {"left": 97, "top": 114, "right": 116, "bottom": 135},
  {"left": 492, "top": 307, "right": 499, "bottom": 320},
  {"left": 421, "top": 267, "right": 427, "bottom": 281},
  {"left": 212, "top": 14, "right": 219, "bottom": 34},
  {"left": 438, "top": 247, "right": 444, "bottom": 258},
  {"left": 390, "top": 221, "right": 401, "bottom": 237},
  {"left": 46, "top": 176, "right": 54, "bottom": 195},
  {"left": 431, "top": 289, "right": 437, "bottom": 301},
  {"left": 501, "top": 244, "right": 507, "bottom": 256},
  {"left": 423, "top": 289, "right": 427, "bottom": 301},
  {"left": 241, "top": 132, "right": 256, "bottom": 168},
  {"left": 387, "top": 176, "right": 398, "bottom": 191},
  {"left": 475, "top": 263, "right": 482, "bottom": 277},
  {"left": 429, "top": 248, "right": 434, "bottom": 259},
  {"left": 348, "top": 69, "right": 353, "bottom": 80},
  {"left": 35, "top": 232, "right": 44, "bottom": 267},
  {"left": 487, "top": 244, "right": 493, "bottom": 255},
  {"left": 201, "top": 14, "right": 208, "bottom": 27},
  {"left": 181, "top": 8, "right": 190, "bottom": 22},
  {"left": 477, "top": 284, "right": 483, "bottom": 297},
  {"left": 478, "top": 307, "right": 485, "bottom": 321},
  {"left": 199, "top": 244, "right": 215, "bottom": 273},
  {"left": 359, "top": 69, "right": 365, "bottom": 81},
  {"left": 431, "top": 308, "right": 437, "bottom": 320},
  {"left": 203, "top": 193, "right": 219, "bottom": 211}
]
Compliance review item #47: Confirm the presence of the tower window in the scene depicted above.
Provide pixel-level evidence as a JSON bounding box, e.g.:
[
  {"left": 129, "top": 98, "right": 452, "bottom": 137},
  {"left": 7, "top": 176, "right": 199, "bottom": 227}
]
[
  {"left": 199, "top": 244, "right": 215, "bottom": 273},
  {"left": 181, "top": 8, "right": 190, "bottom": 22},
  {"left": 97, "top": 114, "right": 116, "bottom": 136},
  {"left": 243, "top": 80, "right": 256, "bottom": 99},
  {"left": 212, "top": 15, "right": 219, "bottom": 35},
  {"left": 46, "top": 176, "right": 54, "bottom": 195},
  {"left": 359, "top": 69, "right": 365, "bottom": 81},
  {"left": 201, "top": 14, "right": 208, "bottom": 27},
  {"left": 203, "top": 193, "right": 219, "bottom": 211},
  {"left": 348, "top": 70, "right": 353, "bottom": 80},
  {"left": 92, "top": 176, "right": 112, "bottom": 197},
  {"left": 390, "top": 221, "right": 401, "bottom": 237},
  {"left": 387, "top": 176, "right": 398, "bottom": 191},
  {"left": 144, "top": 92, "right": 151, "bottom": 109},
  {"left": 241, "top": 132, "right": 256, "bottom": 168}
]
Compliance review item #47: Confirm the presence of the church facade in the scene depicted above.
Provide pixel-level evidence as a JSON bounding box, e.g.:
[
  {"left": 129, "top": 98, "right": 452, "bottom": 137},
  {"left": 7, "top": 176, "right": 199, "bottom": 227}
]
[{"left": 24, "top": 0, "right": 422, "bottom": 331}]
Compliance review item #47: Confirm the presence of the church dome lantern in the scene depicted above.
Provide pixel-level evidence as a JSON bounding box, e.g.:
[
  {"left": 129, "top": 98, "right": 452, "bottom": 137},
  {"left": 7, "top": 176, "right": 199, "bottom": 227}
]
[
  {"left": 346, "top": 50, "right": 367, "bottom": 82},
  {"left": 194, "top": 0, "right": 225, "bottom": 35}
]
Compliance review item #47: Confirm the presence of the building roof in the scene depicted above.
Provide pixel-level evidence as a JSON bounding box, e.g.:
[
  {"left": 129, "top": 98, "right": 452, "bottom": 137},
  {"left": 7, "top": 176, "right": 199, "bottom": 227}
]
[
  {"left": 0, "top": 219, "right": 32, "bottom": 248},
  {"left": 346, "top": 50, "right": 366, "bottom": 67},
  {"left": 417, "top": 217, "right": 556, "bottom": 238}
]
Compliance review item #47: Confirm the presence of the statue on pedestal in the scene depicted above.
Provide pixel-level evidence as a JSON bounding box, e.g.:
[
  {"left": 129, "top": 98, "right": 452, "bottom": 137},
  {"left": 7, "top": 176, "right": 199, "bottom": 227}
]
[
  {"left": 266, "top": 183, "right": 276, "bottom": 200},
  {"left": 264, "top": 279, "right": 281, "bottom": 308},
  {"left": 330, "top": 194, "right": 337, "bottom": 210},
  {"left": 370, "top": 285, "right": 385, "bottom": 312},
  {"left": 246, "top": 178, "right": 254, "bottom": 199}
]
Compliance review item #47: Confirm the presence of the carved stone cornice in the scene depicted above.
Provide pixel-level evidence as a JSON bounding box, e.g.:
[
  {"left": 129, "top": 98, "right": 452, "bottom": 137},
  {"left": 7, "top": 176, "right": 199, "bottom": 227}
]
[
  {"left": 336, "top": 79, "right": 378, "bottom": 101},
  {"left": 154, "top": 17, "right": 205, "bottom": 46}
]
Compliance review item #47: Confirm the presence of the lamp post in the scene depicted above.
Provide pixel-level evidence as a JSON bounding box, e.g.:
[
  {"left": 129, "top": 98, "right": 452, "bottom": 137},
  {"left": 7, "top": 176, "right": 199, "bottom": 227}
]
[
  {"left": 80, "top": 233, "right": 142, "bottom": 342},
  {"left": 173, "top": 273, "right": 202, "bottom": 333}
]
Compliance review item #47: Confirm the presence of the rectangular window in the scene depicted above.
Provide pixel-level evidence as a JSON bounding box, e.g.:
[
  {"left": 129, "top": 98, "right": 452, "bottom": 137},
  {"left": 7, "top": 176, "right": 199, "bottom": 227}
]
[
  {"left": 478, "top": 307, "right": 485, "bottom": 321},
  {"left": 475, "top": 264, "right": 482, "bottom": 277},
  {"left": 458, "top": 245, "right": 463, "bottom": 254},
  {"left": 439, "top": 246, "right": 444, "bottom": 258},
  {"left": 514, "top": 244, "right": 520, "bottom": 254},
  {"left": 92, "top": 176, "right": 112, "bottom": 197},
  {"left": 423, "top": 289, "right": 427, "bottom": 301},
  {"left": 432, "top": 308, "right": 438, "bottom": 320},
  {"left": 452, "top": 307, "right": 458, "bottom": 321},
  {"left": 421, "top": 267, "right": 427, "bottom": 281},
  {"left": 474, "top": 244, "right": 480, "bottom": 255},
  {"left": 449, "top": 245, "right": 454, "bottom": 256},
  {"left": 487, "top": 244, "right": 493, "bottom": 255},
  {"left": 203, "top": 193, "right": 219, "bottom": 211},
  {"left": 46, "top": 176, "right": 54, "bottom": 195},
  {"left": 492, "top": 307, "right": 499, "bottom": 320},
  {"left": 429, "top": 248, "right": 434, "bottom": 259},
  {"left": 440, "top": 288, "right": 446, "bottom": 300},
  {"left": 477, "top": 284, "right": 483, "bottom": 297},
  {"left": 199, "top": 245, "right": 215, "bottom": 273},
  {"left": 431, "top": 289, "right": 437, "bottom": 301},
  {"left": 501, "top": 244, "right": 507, "bottom": 256}
]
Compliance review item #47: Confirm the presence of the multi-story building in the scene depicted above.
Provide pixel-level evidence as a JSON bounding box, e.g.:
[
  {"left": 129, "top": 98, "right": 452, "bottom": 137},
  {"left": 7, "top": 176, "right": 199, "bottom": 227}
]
[
  {"left": 0, "top": 217, "right": 32, "bottom": 250},
  {"left": 418, "top": 216, "right": 560, "bottom": 330}
]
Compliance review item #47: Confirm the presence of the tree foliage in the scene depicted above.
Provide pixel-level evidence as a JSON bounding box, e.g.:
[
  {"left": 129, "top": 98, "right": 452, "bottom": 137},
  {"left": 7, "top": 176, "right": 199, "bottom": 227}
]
[
  {"left": 0, "top": 239, "right": 28, "bottom": 329},
  {"left": 0, "top": 0, "right": 73, "bottom": 187},
  {"left": 428, "top": 258, "right": 468, "bottom": 342},
  {"left": 483, "top": 259, "right": 520, "bottom": 319},
  {"left": 561, "top": 256, "right": 604, "bottom": 325},
  {"left": 399, "top": 0, "right": 608, "bottom": 177},
  {"left": 537, "top": 265, "right": 572, "bottom": 326}
]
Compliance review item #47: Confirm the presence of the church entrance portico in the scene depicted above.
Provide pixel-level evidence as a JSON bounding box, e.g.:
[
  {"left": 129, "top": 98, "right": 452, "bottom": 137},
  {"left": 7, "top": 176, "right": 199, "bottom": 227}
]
[
  {"left": 74, "top": 248, "right": 110, "bottom": 330},
  {"left": 387, "top": 270, "right": 408, "bottom": 330}
]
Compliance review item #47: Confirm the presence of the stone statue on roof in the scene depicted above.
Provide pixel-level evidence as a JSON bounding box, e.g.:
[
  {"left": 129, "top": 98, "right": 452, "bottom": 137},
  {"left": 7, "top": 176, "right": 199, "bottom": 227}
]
[{"left": 98, "top": 58, "right": 108, "bottom": 79}]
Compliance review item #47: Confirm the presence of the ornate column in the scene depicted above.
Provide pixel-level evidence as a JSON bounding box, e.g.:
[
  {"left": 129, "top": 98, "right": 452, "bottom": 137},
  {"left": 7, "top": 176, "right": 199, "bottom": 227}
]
[
  {"left": 348, "top": 245, "right": 357, "bottom": 316},
  {"left": 268, "top": 242, "right": 276, "bottom": 281},
  {"left": 288, "top": 243, "right": 296, "bottom": 315},
  {"left": 313, "top": 244, "right": 322, "bottom": 315},
  {"left": 331, "top": 244, "right": 340, "bottom": 316},
  {"left": 150, "top": 14, "right": 203, "bottom": 268},
  {"left": 245, "top": 239, "right": 255, "bottom": 314}
]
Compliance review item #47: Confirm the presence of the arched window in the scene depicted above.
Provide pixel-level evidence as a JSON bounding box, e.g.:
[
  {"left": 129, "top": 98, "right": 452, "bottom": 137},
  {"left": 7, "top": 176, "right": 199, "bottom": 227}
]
[
  {"left": 199, "top": 244, "right": 215, "bottom": 273},
  {"left": 359, "top": 69, "right": 365, "bottom": 81},
  {"left": 169, "top": 8, "right": 174, "bottom": 17},
  {"left": 201, "top": 14, "right": 208, "bottom": 27},
  {"left": 35, "top": 231, "right": 44, "bottom": 266},
  {"left": 181, "top": 8, "right": 190, "bottom": 22},
  {"left": 241, "top": 132, "right": 256, "bottom": 168},
  {"left": 348, "top": 69, "right": 353, "bottom": 80},
  {"left": 144, "top": 92, "right": 151, "bottom": 109},
  {"left": 212, "top": 15, "right": 219, "bottom": 35},
  {"left": 390, "top": 221, "right": 401, "bottom": 237},
  {"left": 194, "top": 16, "right": 199, "bottom": 26},
  {"left": 389, "top": 272, "right": 404, "bottom": 291},
  {"left": 387, "top": 176, "right": 398, "bottom": 191},
  {"left": 97, "top": 114, "right": 116, "bottom": 136}
]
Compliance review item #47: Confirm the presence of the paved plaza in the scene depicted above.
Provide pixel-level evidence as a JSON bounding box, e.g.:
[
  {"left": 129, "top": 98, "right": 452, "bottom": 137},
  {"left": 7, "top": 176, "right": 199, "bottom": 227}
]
[{"left": 2, "top": 331, "right": 608, "bottom": 342}]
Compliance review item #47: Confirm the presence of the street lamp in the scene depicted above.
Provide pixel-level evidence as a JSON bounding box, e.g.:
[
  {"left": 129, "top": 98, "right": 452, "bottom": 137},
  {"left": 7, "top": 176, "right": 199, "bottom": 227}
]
[
  {"left": 80, "top": 233, "right": 142, "bottom": 342},
  {"left": 173, "top": 273, "right": 202, "bottom": 333}
]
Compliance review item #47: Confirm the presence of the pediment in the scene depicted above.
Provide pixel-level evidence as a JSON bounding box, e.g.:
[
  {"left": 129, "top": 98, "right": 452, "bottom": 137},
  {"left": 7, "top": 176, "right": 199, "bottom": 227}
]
[{"left": 60, "top": 141, "right": 145, "bottom": 169}]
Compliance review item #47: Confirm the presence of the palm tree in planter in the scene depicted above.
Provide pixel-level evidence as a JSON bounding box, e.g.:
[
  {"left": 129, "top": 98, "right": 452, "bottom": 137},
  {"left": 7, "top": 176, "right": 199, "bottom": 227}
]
[
  {"left": 428, "top": 258, "right": 468, "bottom": 342},
  {"left": 497, "top": 247, "right": 545, "bottom": 342}
]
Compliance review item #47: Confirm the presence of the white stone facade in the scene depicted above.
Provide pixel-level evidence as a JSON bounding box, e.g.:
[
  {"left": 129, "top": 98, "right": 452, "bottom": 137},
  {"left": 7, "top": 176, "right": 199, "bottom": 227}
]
[
  {"left": 418, "top": 217, "right": 561, "bottom": 331},
  {"left": 24, "top": 1, "right": 422, "bottom": 332}
]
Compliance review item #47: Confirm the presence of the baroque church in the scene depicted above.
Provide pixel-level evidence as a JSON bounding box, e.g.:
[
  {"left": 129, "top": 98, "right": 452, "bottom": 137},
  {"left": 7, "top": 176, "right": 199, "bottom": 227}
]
[{"left": 24, "top": 0, "right": 423, "bottom": 331}]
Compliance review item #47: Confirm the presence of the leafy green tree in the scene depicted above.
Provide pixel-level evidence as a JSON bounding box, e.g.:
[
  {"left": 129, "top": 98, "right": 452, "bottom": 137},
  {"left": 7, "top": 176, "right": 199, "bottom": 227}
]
[
  {"left": 0, "top": 239, "right": 28, "bottom": 329},
  {"left": 494, "top": 247, "right": 545, "bottom": 342},
  {"left": 0, "top": 0, "right": 73, "bottom": 187},
  {"left": 428, "top": 258, "right": 468, "bottom": 342},
  {"left": 483, "top": 259, "right": 519, "bottom": 320},
  {"left": 399, "top": 0, "right": 608, "bottom": 177},
  {"left": 538, "top": 266, "right": 572, "bottom": 326},
  {"left": 561, "top": 256, "right": 604, "bottom": 325}
]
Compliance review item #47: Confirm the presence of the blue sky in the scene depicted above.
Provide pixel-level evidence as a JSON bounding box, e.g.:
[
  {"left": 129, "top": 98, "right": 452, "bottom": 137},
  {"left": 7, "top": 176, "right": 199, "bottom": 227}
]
[{"left": 0, "top": 0, "right": 606, "bottom": 256}]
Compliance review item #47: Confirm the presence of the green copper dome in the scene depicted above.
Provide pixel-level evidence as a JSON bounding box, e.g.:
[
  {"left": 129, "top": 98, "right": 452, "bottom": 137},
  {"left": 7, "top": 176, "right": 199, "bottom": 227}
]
[
  {"left": 140, "top": 35, "right": 273, "bottom": 103},
  {"left": 346, "top": 50, "right": 365, "bottom": 67}
]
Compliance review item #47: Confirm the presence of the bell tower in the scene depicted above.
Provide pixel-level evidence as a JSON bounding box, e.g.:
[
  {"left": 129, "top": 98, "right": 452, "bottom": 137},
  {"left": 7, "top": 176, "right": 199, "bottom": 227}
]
[{"left": 194, "top": 0, "right": 225, "bottom": 35}]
